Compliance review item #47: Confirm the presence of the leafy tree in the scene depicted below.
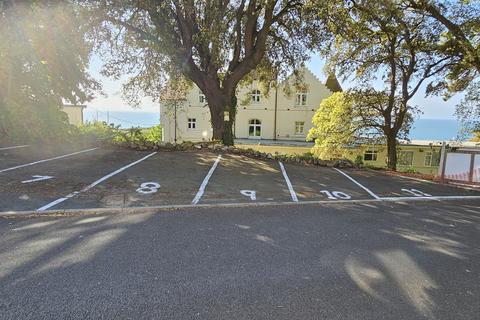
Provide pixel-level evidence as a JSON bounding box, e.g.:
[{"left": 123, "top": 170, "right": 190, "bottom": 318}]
[
  {"left": 307, "top": 90, "right": 415, "bottom": 160},
  {"left": 84, "top": 0, "right": 323, "bottom": 145},
  {"left": 0, "top": 0, "right": 99, "bottom": 143},
  {"left": 317, "top": 0, "right": 450, "bottom": 169},
  {"left": 405, "top": 0, "right": 480, "bottom": 132}
]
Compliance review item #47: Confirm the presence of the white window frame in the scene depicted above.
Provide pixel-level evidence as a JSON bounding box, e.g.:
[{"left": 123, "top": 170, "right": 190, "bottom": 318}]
[
  {"left": 424, "top": 151, "right": 440, "bottom": 166},
  {"left": 424, "top": 152, "right": 433, "bottom": 166},
  {"left": 364, "top": 150, "right": 378, "bottom": 161},
  {"left": 251, "top": 89, "right": 261, "bottom": 103},
  {"left": 187, "top": 118, "right": 196, "bottom": 130},
  {"left": 294, "top": 121, "right": 305, "bottom": 135},
  {"left": 398, "top": 151, "right": 414, "bottom": 166},
  {"left": 199, "top": 91, "right": 205, "bottom": 104},
  {"left": 295, "top": 92, "right": 307, "bottom": 106},
  {"left": 248, "top": 119, "right": 262, "bottom": 138}
]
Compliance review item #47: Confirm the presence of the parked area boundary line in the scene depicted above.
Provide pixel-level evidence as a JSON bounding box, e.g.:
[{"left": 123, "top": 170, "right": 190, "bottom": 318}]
[
  {"left": 0, "top": 147, "right": 99, "bottom": 173},
  {"left": 333, "top": 168, "right": 380, "bottom": 199},
  {"left": 192, "top": 155, "right": 222, "bottom": 205},
  {"left": 36, "top": 152, "right": 157, "bottom": 211},
  {"left": 0, "top": 145, "right": 30, "bottom": 151},
  {"left": 279, "top": 161, "right": 299, "bottom": 202}
]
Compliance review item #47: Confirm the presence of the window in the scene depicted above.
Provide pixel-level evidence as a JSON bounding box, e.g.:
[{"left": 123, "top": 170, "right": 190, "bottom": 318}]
[
  {"left": 251, "top": 90, "right": 261, "bottom": 103},
  {"left": 295, "top": 121, "right": 305, "bottom": 135},
  {"left": 199, "top": 90, "right": 205, "bottom": 103},
  {"left": 187, "top": 118, "right": 196, "bottom": 129},
  {"left": 248, "top": 119, "right": 261, "bottom": 138},
  {"left": 424, "top": 151, "right": 441, "bottom": 166},
  {"left": 364, "top": 150, "right": 378, "bottom": 161},
  {"left": 295, "top": 92, "right": 307, "bottom": 106},
  {"left": 398, "top": 151, "right": 414, "bottom": 166}
]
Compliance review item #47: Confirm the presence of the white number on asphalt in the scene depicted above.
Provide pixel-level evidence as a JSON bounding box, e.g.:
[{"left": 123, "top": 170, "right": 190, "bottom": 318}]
[
  {"left": 401, "top": 188, "right": 432, "bottom": 197},
  {"left": 136, "top": 182, "right": 161, "bottom": 194},
  {"left": 240, "top": 190, "right": 257, "bottom": 201},
  {"left": 320, "top": 190, "right": 352, "bottom": 200},
  {"left": 21, "top": 175, "right": 54, "bottom": 184}
]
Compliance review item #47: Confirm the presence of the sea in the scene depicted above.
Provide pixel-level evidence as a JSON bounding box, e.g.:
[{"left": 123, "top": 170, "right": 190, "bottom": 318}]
[{"left": 84, "top": 110, "right": 467, "bottom": 141}]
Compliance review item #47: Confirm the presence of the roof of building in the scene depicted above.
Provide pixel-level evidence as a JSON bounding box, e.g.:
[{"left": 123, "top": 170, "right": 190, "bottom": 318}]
[
  {"left": 325, "top": 74, "right": 343, "bottom": 93},
  {"left": 399, "top": 139, "right": 480, "bottom": 148}
]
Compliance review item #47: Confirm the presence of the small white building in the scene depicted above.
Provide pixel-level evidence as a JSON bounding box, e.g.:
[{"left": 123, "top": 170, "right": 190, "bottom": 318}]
[{"left": 160, "top": 68, "right": 341, "bottom": 143}]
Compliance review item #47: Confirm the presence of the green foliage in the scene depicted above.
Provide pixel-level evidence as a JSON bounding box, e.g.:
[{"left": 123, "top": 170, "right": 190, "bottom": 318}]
[
  {"left": 400, "top": 167, "right": 419, "bottom": 174},
  {"left": 77, "top": 121, "right": 121, "bottom": 143},
  {"left": 144, "top": 125, "right": 163, "bottom": 143},
  {"left": 77, "top": 122, "right": 163, "bottom": 146},
  {"left": 308, "top": 92, "right": 355, "bottom": 159},
  {"left": 84, "top": 0, "right": 324, "bottom": 144},
  {"left": 0, "top": 1, "right": 99, "bottom": 144},
  {"left": 354, "top": 155, "right": 364, "bottom": 167}
]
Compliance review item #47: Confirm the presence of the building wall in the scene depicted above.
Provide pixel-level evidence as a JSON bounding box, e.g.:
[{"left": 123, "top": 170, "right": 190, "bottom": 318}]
[
  {"left": 343, "top": 145, "right": 442, "bottom": 175},
  {"left": 237, "top": 142, "right": 442, "bottom": 175},
  {"left": 61, "top": 106, "right": 84, "bottom": 126},
  {"left": 160, "top": 68, "right": 334, "bottom": 143}
]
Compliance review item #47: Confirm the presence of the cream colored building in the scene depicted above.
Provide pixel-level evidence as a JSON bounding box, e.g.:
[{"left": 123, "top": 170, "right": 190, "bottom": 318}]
[
  {"left": 160, "top": 68, "right": 340, "bottom": 143},
  {"left": 61, "top": 105, "right": 85, "bottom": 126}
]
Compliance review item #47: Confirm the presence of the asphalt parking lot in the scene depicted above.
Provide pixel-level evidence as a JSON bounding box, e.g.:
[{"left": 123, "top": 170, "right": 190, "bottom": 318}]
[{"left": 1, "top": 144, "right": 480, "bottom": 214}]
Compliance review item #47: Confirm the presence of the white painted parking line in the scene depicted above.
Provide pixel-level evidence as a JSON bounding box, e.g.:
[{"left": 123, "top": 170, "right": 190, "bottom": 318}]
[
  {"left": 0, "top": 147, "right": 99, "bottom": 173},
  {"left": 36, "top": 152, "right": 157, "bottom": 212},
  {"left": 192, "top": 155, "right": 222, "bottom": 205},
  {"left": 279, "top": 161, "right": 298, "bottom": 202},
  {"left": 0, "top": 145, "right": 30, "bottom": 151},
  {"left": 379, "top": 195, "right": 480, "bottom": 201},
  {"left": 333, "top": 168, "right": 380, "bottom": 200}
]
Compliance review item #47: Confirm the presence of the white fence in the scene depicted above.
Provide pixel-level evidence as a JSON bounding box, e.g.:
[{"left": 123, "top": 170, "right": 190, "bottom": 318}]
[{"left": 440, "top": 151, "right": 480, "bottom": 184}]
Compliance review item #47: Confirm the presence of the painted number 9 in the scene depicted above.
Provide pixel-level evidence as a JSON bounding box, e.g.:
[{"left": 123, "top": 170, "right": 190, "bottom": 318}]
[
  {"left": 136, "top": 182, "right": 160, "bottom": 194},
  {"left": 320, "top": 190, "right": 352, "bottom": 200}
]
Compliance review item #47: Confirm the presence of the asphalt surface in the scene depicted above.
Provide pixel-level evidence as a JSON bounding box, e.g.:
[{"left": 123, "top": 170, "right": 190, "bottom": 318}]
[
  {"left": 1, "top": 145, "right": 480, "bottom": 212},
  {"left": 1, "top": 200, "right": 479, "bottom": 319}
]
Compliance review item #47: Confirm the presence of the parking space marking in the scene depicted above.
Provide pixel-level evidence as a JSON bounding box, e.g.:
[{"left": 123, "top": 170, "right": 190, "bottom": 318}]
[
  {"left": 333, "top": 168, "right": 380, "bottom": 200},
  {"left": 36, "top": 152, "right": 157, "bottom": 211},
  {"left": 279, "top": 161, "right": 298, "bottom": 202},
  {"left": 21, "top": 175, "right": 54, "bottom": 184},
  {"left": 0, "top": 147, "right": 99, "bottom": 173},
  {"left": 192, "top": 155, "right": 222, "bottom": 205},
  {"left": 0, "top": 145, "right": 30, "bottom": 151}
]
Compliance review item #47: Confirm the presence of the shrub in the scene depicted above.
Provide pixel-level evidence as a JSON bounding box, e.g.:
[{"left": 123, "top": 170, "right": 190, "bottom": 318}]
[
  {"left": 144, "top": 125, "right": 162, "bottom": 143},
  {"left": 354, "top": 155, "right": 364, "bottom": 167}
]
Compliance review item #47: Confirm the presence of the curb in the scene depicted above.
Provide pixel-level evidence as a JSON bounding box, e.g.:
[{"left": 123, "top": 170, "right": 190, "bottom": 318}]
[{"left": 2, "top": 196, "right": 480, "bottom": 218}]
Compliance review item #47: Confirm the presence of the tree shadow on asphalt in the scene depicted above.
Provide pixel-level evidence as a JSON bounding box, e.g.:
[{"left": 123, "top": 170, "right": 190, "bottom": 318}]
[{"left": 0, "top": 200, "right": 479, "bottom": 319}]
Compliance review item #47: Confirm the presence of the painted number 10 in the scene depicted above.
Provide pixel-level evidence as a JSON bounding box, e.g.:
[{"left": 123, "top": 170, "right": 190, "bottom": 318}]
[{"left": 320, "top": 190, "right": 352, "bottom": 200}]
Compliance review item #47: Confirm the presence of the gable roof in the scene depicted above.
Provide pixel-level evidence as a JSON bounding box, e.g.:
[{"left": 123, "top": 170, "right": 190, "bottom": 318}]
[{"left": 325, "top": 74, "right": 343, "bottom": 93}]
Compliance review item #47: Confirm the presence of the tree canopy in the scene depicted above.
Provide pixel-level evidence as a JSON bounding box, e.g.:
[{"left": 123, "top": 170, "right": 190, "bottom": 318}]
[
  {"left": 0, "top": 0, "right": 99, "bottom": 143},
  {"left": 84, "top": 0, "right": 323, "bottom": 145},
  {"left": 315, "top": 0, "right": 451, "bottom": 169}
]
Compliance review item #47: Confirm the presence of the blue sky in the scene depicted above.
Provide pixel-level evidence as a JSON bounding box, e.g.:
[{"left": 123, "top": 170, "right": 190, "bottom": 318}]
[{"left": 87, "top": 53, "right": 460, "bottom": 120}]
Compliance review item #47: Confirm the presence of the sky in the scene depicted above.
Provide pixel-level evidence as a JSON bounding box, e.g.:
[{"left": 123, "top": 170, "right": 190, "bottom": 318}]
[{"left": 87, "top": 53, "right": 461, "bottom": 120}]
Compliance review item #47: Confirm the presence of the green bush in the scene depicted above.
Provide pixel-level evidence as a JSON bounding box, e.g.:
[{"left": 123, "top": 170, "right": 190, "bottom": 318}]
[
  {"left": 77, "top": 121, "right": 121, "bottom": 143},
  {"left": 144, "top": 125, "right": 162, "bottom": 143},
  {"left": 354, "top": 155, "right": 364, "bottom": 167},
  {"left": 401, "top": 167, "right": 418, "bottom": 174}
]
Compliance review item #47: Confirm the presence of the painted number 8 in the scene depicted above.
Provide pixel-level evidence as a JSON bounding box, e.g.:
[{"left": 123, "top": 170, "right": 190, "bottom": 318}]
[{"left": 136, "top": 182, "right": 160, "bottom": 194}]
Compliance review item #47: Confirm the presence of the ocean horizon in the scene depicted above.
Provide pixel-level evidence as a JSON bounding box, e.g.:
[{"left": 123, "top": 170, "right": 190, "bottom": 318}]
[{"left": 84, "top": 109, "right": 467, "bottom": 141}]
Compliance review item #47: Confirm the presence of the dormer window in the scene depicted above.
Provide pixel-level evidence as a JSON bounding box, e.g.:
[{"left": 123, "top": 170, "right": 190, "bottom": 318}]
[
  {"left": 251, "top": 89, "right": 261, "bottom": 103},
  {"left": 295, "top": 92, "right": 307, "bottom": 106},
  {"left": 199, "top": 90, "right": 206, "bottom": 103}
]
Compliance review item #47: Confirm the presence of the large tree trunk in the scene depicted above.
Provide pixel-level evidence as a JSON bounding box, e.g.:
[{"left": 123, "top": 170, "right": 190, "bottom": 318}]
[
  {"left": 386, "top": 133, "right": 397, "bottom": 170},
  {"left": 205, "top": 90, "right": 235, "bottom": 146}
]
